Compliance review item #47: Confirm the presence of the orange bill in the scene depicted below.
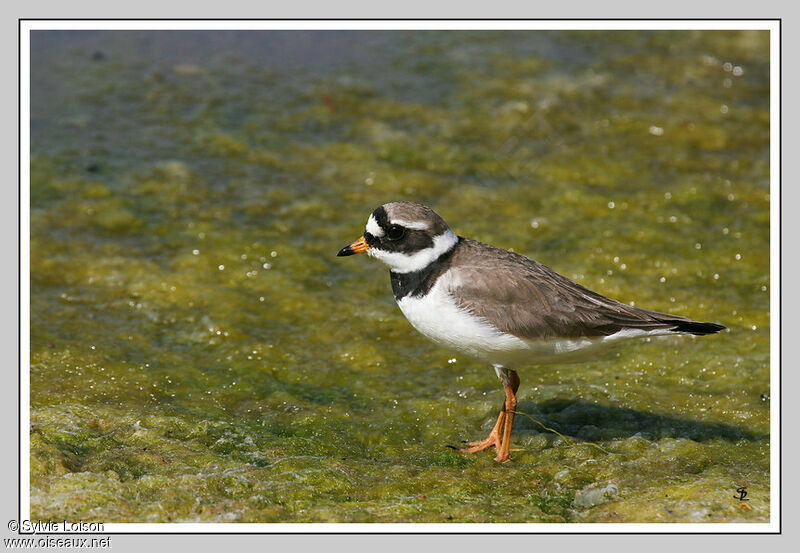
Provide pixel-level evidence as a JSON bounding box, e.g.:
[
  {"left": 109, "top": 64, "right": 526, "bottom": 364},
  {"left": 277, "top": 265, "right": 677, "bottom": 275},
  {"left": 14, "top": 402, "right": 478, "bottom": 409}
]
[{"left": 337, "top": 236, "right": 370, "bottom": 256}]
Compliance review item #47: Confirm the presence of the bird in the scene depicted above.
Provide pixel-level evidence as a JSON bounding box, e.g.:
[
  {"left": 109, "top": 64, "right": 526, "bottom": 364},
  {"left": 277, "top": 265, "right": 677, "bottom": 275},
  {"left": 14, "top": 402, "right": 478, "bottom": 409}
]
[{"left": 337, "top": 201, "right": 725, "bottom": 462}]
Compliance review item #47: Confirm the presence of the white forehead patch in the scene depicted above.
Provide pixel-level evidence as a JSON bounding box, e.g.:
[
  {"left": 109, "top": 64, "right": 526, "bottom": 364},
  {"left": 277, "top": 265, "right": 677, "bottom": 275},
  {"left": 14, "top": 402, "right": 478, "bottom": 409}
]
[
  {"left": 365, "top": 214, "right": 384, "bottom": 237},
  {"left": 391, "top": 219, "right": 430, "bottom": 231}
]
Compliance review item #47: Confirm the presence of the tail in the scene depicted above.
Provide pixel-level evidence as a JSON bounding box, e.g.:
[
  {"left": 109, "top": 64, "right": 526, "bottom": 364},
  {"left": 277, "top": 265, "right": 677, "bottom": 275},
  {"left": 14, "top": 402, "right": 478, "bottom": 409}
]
[{"left": 666, "top": 319, "right": 726, "bottom": 336}]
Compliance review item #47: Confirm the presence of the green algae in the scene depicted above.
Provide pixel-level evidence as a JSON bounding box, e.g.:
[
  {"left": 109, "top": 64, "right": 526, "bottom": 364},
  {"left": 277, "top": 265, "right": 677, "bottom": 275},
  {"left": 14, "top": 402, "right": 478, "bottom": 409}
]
[{"left": 30, "top": 30, "right": 770, "bottom": 523}]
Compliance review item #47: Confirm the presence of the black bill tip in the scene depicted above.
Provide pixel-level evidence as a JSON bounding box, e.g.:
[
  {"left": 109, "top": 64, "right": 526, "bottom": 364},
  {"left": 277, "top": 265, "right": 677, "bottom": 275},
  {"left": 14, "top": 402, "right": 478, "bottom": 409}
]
[{"left": 337, "top": 245, "right": 355, "bottom": 257}]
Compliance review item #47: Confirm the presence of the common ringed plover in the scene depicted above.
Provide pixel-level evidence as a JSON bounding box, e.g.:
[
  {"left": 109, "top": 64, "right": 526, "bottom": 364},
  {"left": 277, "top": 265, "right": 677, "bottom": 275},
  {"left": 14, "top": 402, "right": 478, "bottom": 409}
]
[{"left": 338, "top": 201, "right": 725, "bottom": 462}]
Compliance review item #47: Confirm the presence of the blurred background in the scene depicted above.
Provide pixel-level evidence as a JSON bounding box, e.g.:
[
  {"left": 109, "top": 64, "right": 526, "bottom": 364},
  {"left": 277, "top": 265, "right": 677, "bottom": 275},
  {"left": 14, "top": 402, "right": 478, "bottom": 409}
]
[{"left": 29, "top": 30, "right": 770, "bottom": 523}]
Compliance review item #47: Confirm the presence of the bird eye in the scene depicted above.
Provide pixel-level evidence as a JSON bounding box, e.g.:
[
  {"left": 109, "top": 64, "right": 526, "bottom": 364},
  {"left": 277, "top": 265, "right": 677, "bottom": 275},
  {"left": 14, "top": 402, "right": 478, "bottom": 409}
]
[{"left": 386, "top": 224, "right": 405, "bottom": 240}]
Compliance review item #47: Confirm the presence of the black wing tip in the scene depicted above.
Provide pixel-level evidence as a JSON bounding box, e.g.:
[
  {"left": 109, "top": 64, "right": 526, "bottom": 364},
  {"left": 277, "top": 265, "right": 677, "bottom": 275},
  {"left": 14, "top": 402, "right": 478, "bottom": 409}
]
[{"left": 668, "top": 320, "right": 726, "bottom": 336}]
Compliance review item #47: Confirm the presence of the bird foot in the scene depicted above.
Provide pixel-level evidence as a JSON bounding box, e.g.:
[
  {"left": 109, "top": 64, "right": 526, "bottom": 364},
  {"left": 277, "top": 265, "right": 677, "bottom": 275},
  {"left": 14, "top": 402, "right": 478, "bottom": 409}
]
[
  {"left": 457, "top": 432, "right": 502, "bottom": 453},
  {"left": 493, "top": 451, "right": 511, "bottom": 463}
]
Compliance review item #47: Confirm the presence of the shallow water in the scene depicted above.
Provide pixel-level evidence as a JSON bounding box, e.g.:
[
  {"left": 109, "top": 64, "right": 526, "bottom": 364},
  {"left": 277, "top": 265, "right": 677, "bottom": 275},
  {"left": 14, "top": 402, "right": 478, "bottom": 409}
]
[{"left": 29, "top": 30, "right": 770, "bottom": 523}]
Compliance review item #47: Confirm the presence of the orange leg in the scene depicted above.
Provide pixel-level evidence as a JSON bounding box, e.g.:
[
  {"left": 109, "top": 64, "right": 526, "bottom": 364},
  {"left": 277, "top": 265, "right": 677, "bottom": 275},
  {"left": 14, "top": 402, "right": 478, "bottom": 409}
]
[
  {"left": 458, "top": 405, "right": 505, "bottom": 453},
  {"left": 494, "top": 378, "right": 518, "bottom": 462},
  {"left": 458, "top": 368, "right": 520, "bottom": 462}
]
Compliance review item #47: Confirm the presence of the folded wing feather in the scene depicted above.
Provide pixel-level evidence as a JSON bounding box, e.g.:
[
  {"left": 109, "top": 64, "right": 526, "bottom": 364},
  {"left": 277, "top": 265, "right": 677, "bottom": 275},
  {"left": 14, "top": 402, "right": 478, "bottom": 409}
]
[{"left": 446, "top": 238, "right": 718, "bottom": 340}]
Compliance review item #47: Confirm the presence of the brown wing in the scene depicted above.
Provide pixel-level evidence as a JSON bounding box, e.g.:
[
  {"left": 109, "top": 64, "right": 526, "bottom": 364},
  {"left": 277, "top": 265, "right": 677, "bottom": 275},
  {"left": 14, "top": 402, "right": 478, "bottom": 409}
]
[{"left": 446, "top": 238, "right": 722, "bottom": 340}]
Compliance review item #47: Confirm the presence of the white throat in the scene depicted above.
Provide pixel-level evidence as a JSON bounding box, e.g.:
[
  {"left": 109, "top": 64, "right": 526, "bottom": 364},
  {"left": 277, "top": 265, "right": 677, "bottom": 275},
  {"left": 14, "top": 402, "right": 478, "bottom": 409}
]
[{"left": 368, "top": 230, "right": 458, "bottom": 273}]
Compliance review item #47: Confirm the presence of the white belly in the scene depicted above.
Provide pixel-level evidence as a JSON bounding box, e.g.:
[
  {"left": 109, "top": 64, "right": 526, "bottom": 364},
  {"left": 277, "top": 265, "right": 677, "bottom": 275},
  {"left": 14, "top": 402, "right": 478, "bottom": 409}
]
[
  {"left": 395, "top": 278, "right": 675, "bottom": 368},
  {"left": 396, "top": 280, "right": 530, "bottom": 365}
]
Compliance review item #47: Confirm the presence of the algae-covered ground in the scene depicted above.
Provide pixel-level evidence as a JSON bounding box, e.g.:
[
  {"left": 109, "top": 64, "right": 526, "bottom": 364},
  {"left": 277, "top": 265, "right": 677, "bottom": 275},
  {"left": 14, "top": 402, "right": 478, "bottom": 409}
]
[{"left": 29, "top": 30, "right": 771, "bottom": 524}]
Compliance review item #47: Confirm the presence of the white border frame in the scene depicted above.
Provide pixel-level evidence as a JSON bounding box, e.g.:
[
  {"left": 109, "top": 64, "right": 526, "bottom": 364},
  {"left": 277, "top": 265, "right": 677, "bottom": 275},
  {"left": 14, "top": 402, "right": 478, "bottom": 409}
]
[{"left": 20, "top": 19, "right": 781, "bottom": 534}]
